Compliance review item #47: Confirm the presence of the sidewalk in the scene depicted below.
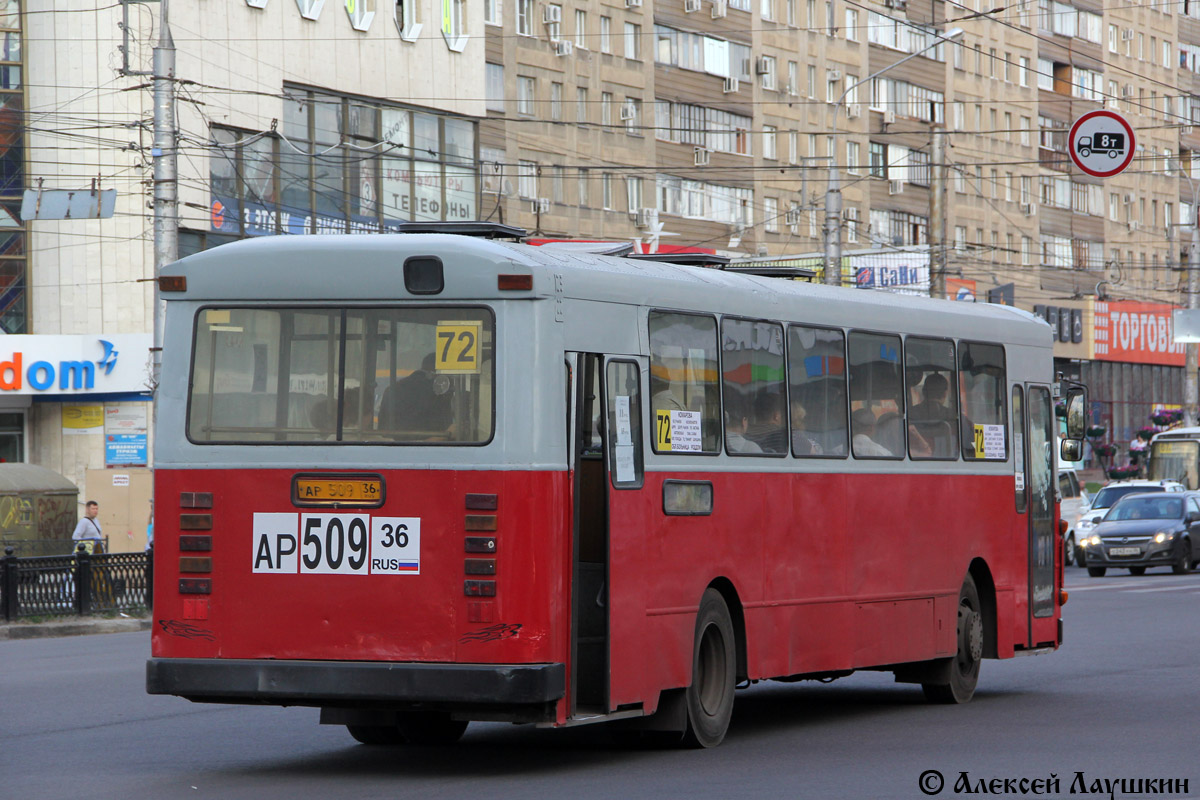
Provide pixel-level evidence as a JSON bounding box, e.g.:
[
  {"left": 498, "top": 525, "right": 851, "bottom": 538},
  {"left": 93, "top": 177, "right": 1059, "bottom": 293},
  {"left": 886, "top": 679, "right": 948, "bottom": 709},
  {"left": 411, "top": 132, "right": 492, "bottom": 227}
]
[{"left": 0, "top": 615, "right": 153, "bottom": 640}]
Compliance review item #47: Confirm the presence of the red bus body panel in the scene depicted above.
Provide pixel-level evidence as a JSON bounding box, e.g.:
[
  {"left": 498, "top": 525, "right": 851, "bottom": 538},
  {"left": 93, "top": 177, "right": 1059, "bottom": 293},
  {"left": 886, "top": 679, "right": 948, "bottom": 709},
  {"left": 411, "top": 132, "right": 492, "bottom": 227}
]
[{"left": 155, "top": 464, "right": 1042, "bottom": 720}]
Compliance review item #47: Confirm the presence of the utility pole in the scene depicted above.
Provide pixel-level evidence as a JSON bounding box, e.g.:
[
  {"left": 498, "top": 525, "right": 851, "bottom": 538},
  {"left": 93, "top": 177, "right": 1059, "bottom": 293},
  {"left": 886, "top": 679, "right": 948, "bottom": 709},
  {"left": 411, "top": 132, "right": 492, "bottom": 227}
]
[
  {"left": 823, "top": 167, "right": 842, "bottom": 286},
  {"left": 151, "top": 0, "right": 177, "bottom": 397},
  {"left": 929, "top": 130, "right": 946, "bottom": 299},
  {"left": 1186, "top": 221, "right": 1199, "bottom": 427}
]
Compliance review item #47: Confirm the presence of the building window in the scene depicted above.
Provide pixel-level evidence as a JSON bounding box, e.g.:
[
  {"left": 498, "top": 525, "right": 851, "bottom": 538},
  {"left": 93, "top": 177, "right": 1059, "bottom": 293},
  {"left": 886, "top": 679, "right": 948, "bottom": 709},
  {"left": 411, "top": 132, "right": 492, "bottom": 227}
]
[
  {"left": 760, "top": 55, "right": 776, "bottom": 90},
  {"left": 869, "top": 141, "right": 887, "bottom": 177},
  {"left": 847, "top": 140, "right": 860, "bottom": 173},
  {"left": 764, "top": 197, "right": 779, "bottom": 232},
  {"left": 441, "top": 0, "right": 467, "bottom": 50},
  {"left": 762, "top": 0, "right": 774, "bottom": 21},
  {"left": 600, "top": 16, "right": 611, "bottom": 53},
  {"left": 550, "top": 82, "right": 562, "bottom": 121},
  {"left": 516, "top": 0, "right": 533, "bottom": 35},
  {"left": 845, "top": 8, "right": 858, "bottom": 40},
  {"left": 601, "top": 92, "right": 613, "bottom": 126},
  {"left": 395, "top": 0, "right": 421, "bottom": 40},
  {"left": 296, "top": 0, "right": 325, "bottom": 20},
  {"left": 624, "top": 22, "right": 641, "bottom": 59},
  {"left": 545, "top": 3, "right": 561, "bottom": 40},
  {"left": 517, "top": 160, "right": 537, "bottom": 199},
  {"left": 763, "top": 124, "right": 777, "bottom": 159},
  {"left": 484, "top": 0, "right": 501, "bottom": 25},
  {"left": 845, "top": 206, "right": 859, "bottom": 241},
  {"left": 485, "top": 63, "right": 505, "bottom": 112},
  {"left": 576, "top": 87, "right": 588, "bottom": 123},
  {"left": 575, "top": 9, "right": 587, "bottom": 47},
  {"left": 346, "top": 0, "right": 376, "bottom": 31},
  {"left": 603, "top": 173, "right": 614, "bottom": 209},
  {"left": 517, "top": 76, "right": 535, "bottom": 115},
  {"left": 626, "top": 176, "right": 643, "bottom": 213}
]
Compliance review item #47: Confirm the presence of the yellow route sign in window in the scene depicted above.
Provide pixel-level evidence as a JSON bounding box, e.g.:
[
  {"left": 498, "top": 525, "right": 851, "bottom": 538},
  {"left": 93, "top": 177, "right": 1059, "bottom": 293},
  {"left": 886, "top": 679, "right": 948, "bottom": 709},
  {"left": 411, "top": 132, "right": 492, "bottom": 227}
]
[{"left": 435, "top": 321, "right": 482, "bottom": 374}]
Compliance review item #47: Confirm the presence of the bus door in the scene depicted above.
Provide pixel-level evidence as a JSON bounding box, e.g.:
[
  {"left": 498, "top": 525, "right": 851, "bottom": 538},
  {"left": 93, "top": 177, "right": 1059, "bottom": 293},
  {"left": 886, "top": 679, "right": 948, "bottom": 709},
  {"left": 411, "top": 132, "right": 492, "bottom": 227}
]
[
  {"left": 1022, "top": 384, "right": 1057, "bottom": 647},
  {"left": 567, "top": 353, "right": 646, "bottom": 718}
]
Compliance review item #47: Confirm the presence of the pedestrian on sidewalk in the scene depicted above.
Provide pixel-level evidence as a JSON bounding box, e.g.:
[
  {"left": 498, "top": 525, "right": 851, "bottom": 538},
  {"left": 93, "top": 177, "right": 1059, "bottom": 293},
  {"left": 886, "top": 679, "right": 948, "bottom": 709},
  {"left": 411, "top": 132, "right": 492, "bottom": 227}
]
[{"left": 72, "top": 500, "right": 103, "bottom": 554}]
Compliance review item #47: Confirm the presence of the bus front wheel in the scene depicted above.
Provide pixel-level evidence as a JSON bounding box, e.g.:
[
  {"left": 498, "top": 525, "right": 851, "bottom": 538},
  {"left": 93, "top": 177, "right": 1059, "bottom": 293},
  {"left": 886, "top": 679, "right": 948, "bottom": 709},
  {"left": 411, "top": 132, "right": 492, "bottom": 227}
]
[
  {"left": 396, "top": 711, "right": 469, "bottom": 745},
  {"left": 922, "top": 574, "right": 982, "bottom": 705},
  {"left": 683, "top": 588, "right": 736, "bottom": 748},
  {"left": 347, "top": 724, "right": 406, "bottom": 746}
]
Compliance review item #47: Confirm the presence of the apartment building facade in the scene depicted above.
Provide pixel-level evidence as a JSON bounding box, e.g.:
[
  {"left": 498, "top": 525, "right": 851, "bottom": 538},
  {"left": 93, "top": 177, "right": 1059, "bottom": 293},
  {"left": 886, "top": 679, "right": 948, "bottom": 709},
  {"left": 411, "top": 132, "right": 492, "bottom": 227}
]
[{"left": 4, "top": 0, "right": 1199, "bottom": 517}]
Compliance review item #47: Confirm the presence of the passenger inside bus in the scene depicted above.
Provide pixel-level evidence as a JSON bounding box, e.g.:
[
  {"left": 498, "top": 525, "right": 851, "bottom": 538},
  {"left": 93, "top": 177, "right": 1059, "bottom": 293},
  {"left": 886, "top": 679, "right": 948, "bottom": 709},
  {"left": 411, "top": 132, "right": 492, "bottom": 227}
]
[
  {"left": 909, "top": 373, "right": 956, "bottom": 457},
  {"left": 378, "top": 354, "right": 454, "bottom": 440},
  {"left": 790, "top": 398, "right": 824, "bottom": 455},
  {"left": 851, "top": 408, "right": 893, "bottom": 457},
  {"left": 747, "top": 391, "right": 787, "bottom": 454},
  {"left": 725, "top": 395, "right": 762, "bottom": 454}
]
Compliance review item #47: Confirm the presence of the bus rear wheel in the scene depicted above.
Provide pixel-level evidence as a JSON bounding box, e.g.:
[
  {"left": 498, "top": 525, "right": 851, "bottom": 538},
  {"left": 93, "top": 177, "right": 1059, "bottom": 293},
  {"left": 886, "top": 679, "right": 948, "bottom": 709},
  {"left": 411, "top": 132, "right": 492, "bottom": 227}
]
[
  {"left": 682, "top": 588, "right": 736, "bottom": 748},
  {"left": 922, "top": 574, "right": 982, "bottom": 705}
]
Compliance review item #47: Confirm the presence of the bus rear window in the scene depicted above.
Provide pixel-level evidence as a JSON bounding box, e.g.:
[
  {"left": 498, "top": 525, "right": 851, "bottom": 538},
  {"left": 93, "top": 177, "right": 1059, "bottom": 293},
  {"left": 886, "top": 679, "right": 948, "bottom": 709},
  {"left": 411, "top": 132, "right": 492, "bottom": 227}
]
[
  {"left": 1149, "top": 441, "right": 1199, "bottom": 486},
  {"left": 187, "top": 307, "right": 494, "bottom": 444}
]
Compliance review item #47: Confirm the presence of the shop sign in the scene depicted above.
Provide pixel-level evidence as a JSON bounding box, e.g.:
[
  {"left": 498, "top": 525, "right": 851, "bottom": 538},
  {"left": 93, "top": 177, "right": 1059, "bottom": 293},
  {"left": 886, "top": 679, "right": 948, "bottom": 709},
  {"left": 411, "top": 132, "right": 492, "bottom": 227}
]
[
  {"left": 1032, "top": 305, "right": 1083, "bottom": 344},
  {"left": 1093, "top": 301, "right": 1185, "bottom": 366},
  {"left": 854, "top": 252, "right": 930, "bottom": 296},
  {"left": 63, "top": 404, "right": 104, "bottom": 435},
  {"left": 0, "top": 335, "right": 153, "bottom": 396},
  {"left": 946, "top": 278, "right": 976, "bottom": 302},
  {"left": 106, "top": 434, "right": 147, "bottom": 466}
]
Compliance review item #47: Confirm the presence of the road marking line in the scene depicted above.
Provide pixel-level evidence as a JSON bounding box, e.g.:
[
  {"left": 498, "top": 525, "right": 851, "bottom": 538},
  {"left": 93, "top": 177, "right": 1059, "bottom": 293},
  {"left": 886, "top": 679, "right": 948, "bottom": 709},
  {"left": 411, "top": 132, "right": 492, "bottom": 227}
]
[{"left": 1122, "top": 585, "right": 1200, "bottom": 593}]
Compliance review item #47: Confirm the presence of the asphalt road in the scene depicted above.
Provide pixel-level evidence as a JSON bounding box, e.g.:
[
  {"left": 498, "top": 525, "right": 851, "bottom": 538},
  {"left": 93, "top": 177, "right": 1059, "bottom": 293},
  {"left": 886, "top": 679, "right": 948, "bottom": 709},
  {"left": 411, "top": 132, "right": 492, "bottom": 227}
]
[{"left": 4, "top": 567, "right": 1198, "bottom": 800}]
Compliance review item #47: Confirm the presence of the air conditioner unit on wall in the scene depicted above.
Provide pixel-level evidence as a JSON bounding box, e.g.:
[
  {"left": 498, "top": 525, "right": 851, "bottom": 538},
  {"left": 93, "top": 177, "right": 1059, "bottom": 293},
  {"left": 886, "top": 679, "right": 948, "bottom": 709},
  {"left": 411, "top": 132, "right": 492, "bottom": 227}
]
[
  {"left": 1021, "top": 202, "right": 1036, "bottom": 217},
  {"left": 756, "top": 56, "right": 771, "bottom": 75},
  {"left": 543, "top": 4, "right": 561, "bottom": 23},
  {"left": 828, "top": 69, "right": 842, "bottom": 81},
  {"left": 635, "top": 207, "right": 658, "bottom": 227},
  {"left": 883, "top": 110, "right": 896, "bottom": 124},
  {"left": 1121, "top": 28, "right": 1134, "bottom": 40},
  {"left": 711, "top": 0, "right": 727, "bottom": 17},
  {"left": 620, "top": 103, "right": 636, "bottom": 121},
  {"left": 685, "top": 0, "right": 701, "bottom": 11},
  {"left": 626, "top": 0, "right": 642, "bottom": 8},
  {"left": 889, "top": 180, "right": 903, "bottom": 195},
  {"left": 534, "top": 198, "right": 550, "bottom": 214},
  {"left": 846, "top": 104, "right": 861, "bottom": 118},
  {"left": 694, "top": 147, "right": 711, "bottom": 166},
  {"left": 555, "top": 39, "right": 574, "bottom": 56},
  {"left": 723, "top": 77, "right": 740, "bottom": 93}
]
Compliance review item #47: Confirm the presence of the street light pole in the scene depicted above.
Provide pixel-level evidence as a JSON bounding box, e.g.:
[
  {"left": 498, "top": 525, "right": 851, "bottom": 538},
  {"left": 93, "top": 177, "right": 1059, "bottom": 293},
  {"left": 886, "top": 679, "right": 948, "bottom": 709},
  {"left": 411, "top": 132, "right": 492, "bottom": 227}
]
[
  {"left": 1187, "top": 220, "right": 1199, "bottom": 426},
  {"left": 929, "top": 129, "right": 946, "bottom": 299},
  {"left": 823, "top": 26, "right": 964, "bottom": 287},
  {"left": 152, "top": 0, "right": 177, "bottom": 399}
]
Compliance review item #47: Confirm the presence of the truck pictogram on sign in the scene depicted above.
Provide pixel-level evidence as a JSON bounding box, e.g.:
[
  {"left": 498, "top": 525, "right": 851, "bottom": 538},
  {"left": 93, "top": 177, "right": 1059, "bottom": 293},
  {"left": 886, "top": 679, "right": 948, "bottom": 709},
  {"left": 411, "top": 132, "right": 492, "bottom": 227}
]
[{"left": 1068, "top": 110, "right": 1136, "bottom": 177}]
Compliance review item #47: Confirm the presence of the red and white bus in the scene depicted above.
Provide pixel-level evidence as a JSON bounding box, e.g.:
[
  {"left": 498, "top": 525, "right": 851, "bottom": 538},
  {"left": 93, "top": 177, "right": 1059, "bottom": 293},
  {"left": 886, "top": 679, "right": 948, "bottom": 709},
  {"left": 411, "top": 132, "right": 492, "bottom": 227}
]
[{"left": 147, "top": 228, "right": 1085, "bottom": 747}]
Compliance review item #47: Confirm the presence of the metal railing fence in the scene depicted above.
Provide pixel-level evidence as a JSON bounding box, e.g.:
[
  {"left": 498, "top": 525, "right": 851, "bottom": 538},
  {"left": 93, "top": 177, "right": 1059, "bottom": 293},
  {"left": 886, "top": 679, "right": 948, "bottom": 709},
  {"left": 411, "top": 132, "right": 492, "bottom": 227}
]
[{"left": 0, "top": 546, "right": 153, "bottom": 621}]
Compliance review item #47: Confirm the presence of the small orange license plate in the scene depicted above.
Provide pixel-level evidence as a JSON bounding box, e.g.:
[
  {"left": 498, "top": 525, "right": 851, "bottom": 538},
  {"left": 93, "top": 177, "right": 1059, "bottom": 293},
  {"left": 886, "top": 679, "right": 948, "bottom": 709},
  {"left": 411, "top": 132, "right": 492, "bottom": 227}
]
[{"left": 293, "top": 474, "right": 385, "bottom": 507}]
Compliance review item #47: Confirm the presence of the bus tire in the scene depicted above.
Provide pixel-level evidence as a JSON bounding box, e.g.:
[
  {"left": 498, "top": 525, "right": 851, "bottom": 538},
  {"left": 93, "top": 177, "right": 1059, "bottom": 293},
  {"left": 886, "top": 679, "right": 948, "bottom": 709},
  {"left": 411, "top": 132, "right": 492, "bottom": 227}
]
[
  {"left": 346, "top": 724, "right": 406, "bottom": 746},
  {"left": 922, "top": 574, "right": 982, "bottom": 705},
  {"left": 396, "top": 711, "right": 469, "bottom": 745},
  {"left": 682, "top": 588, "right": 737, "bottom": 748}
]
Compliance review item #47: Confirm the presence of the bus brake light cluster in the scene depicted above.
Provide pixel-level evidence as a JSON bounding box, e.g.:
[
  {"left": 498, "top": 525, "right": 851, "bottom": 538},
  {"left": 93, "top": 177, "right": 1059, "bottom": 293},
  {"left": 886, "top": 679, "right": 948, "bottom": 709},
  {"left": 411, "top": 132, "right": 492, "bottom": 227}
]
[
  {"left": 464, "top": 494, "right": 498, "bottom": 614},
  {"left": 178, "top": 491, "right": 214, "bottom": 596}
]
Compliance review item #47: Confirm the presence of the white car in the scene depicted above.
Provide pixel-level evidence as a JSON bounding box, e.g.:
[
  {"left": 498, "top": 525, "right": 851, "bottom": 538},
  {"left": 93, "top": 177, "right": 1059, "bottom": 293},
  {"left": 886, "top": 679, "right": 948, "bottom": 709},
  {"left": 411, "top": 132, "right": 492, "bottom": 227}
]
[
  {"left": 1074, "top": 479, "right": 1187, "bottom": 565},
  {"left": 1058, "top": 468, "right": 1089, "bottom": 566}
]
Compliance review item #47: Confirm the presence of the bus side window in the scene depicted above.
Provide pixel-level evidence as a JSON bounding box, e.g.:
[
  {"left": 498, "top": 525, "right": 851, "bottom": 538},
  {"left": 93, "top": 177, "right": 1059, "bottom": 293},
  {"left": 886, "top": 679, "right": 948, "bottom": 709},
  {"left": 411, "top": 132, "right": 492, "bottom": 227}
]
[
  {"left": 721, "top": 318, "right": 786, "bottom": 456},
  {"left": 648, "top": 311, "right": 721, "bottom": 454},
  {"left": 960, "top": 342, "right": 1008, "bottom": 460},
  {"left": 786, "top": 325, "right": 847, "bottom": 457},
  {"left": 607, "top": 360, "right": 644, "bottom": 488},
  {"left": 904, "top": 337, "right": 959, "bottom": 460},
  {"left": 848, "top": 331, "right": 904, "bottom": 459}
]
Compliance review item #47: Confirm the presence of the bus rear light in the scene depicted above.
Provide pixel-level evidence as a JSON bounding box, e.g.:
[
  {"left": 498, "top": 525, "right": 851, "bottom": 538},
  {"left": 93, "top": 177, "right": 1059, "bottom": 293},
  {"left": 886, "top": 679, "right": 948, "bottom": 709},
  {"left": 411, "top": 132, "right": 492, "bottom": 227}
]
[
  {"left": 465, "top": 558, "right": 496, "bottom": 575},
  {"left": 158, "top": 275, "right": 187, "bottom": 292},
  {"left": 180, "top": 492, "right": 213, "bottom": 509},
  {"left": 1059, "top": 518, "right": 1068, "bottom": 535},
  {"left": 179, "top": 578, "right": 212, "bottom": 594},
  {"left": 467, "top": 601, "right": 494, "bottom": 623},
  {"left": 465, "top": 493, "right": 498, "bottom": 510},
  {"left": 1059, "top": 590, "right": 1069, "bottom": 606},
  {"left": 180, "top": 514, "right": 213, "bottom": 530},
  {"left": 464, "top": 580, "right": 496, "bottom": 597},
  {"left": 179, "top": 535, "right": 213, "bottom": 551},
  {"left": 465, "top": 536, "right": 496, "bottom": 553},
  {"left": 497, "top": 274, "right": 533, "bottom": 291},
  {"left": 179, "top": 557, "right": 213, "bottom": 573},
  {"left": 465, "top": 515, "right": 497, "bottom": 531}
]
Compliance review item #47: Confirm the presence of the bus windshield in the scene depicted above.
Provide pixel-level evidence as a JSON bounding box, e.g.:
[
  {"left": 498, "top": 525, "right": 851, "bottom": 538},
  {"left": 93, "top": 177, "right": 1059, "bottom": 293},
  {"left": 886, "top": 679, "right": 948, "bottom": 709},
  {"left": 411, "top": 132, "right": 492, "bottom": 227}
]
[
  {"left": 1148, "top": 440, "right": 1199, "bottom": 487},
  {"left": 187, "top": 306, "right": 493, "bottom": 444}
]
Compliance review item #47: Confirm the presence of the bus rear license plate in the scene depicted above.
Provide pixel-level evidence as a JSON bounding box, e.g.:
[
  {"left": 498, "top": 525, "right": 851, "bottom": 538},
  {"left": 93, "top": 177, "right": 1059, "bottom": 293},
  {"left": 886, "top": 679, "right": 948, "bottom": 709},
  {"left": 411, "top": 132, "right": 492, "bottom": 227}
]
[
  {"left": 294, "top": 476, "right": 384, "bottom": 507},
  {"left": 1109, "top": 547, "right": 1140, "bottom": 556}
]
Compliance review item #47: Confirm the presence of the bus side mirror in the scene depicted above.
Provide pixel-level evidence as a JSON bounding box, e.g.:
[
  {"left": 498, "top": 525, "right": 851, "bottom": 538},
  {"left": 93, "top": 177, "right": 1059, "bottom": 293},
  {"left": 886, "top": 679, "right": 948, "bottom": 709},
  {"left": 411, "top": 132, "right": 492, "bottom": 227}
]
[
  {"left": 1060, "top": 438, "right": 1082, "bottom": 462},
  {"left": 1064, "top": 387, "right": 1086, "bottom": 440}
]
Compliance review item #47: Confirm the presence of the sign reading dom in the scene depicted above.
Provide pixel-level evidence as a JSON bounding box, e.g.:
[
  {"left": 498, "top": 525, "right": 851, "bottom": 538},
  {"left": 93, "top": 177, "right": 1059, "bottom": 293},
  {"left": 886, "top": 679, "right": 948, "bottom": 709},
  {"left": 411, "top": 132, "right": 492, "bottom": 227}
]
[{"left": 1069, "top": 110, "right": 1136, "bottom": 178}]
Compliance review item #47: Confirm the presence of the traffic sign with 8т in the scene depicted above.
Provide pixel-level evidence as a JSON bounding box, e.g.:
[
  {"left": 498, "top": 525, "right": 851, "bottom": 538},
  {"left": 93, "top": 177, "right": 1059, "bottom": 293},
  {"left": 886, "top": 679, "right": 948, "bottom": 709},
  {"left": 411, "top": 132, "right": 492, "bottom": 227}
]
[{"left": 1068, "top": 109, "right": 1136, "bottom": 178}]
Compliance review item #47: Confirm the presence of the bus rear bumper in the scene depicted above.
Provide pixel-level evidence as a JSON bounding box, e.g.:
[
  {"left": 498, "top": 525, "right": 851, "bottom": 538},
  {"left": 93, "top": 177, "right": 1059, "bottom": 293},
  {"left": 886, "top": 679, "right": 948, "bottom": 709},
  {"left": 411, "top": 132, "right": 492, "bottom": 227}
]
[{"left": 146, "top": 658, "right": 565, "bottom": 707}]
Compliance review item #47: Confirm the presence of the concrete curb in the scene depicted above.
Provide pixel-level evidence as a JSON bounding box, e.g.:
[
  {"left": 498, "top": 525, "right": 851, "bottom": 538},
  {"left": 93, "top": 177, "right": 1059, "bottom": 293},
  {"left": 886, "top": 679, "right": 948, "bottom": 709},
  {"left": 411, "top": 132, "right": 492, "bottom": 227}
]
[{"left": 0, "top": 617, "right": 153, "bottom": 640}]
